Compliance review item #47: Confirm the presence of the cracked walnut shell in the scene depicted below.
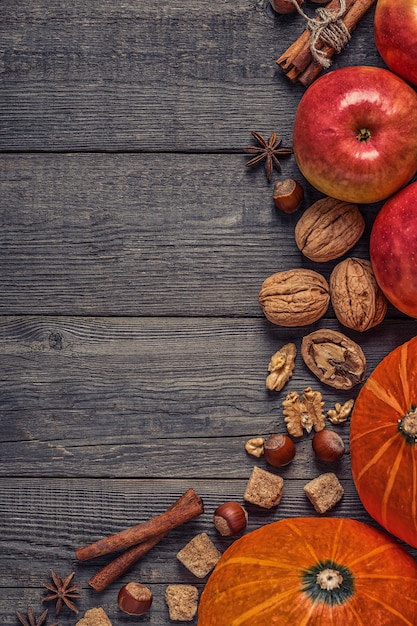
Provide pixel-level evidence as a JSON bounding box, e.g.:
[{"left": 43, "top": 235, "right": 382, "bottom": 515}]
[
  {"left": 266, "top": 343, "right": 296, "bottom": 391},
  {"left": 258, "top": 269, "right": 330, "bottom": 327},
  {"left": 330, "top": 257, "right": 387, "bottom": 332},
  {"left": 295, "top": 197, "right": 365, "bottom": 262},
  {"left": 301, "top": 329, "right": 366, "bottom": 390}
]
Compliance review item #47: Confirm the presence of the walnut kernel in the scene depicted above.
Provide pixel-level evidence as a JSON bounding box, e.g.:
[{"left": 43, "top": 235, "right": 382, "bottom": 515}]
[
  {"left": 266, "top": 343, "right": 297, "bottom": 391},
  {"left": 282, "top": 387, "right": 325, "bottom": 437},
  {"left": 245, "top": 437, "right": 265, "bottom": 458},
  {"left": 327, "top": 399, "right": 355, "bottom": 424}
]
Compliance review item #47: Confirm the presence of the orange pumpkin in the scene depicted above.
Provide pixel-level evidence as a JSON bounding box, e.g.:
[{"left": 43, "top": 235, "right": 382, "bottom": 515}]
[
  {"left": 198, "top": 517, "right": 417, "bottom": 625},
  {"left": 350, "top": 336, "right": 417, "bottom": 548}
]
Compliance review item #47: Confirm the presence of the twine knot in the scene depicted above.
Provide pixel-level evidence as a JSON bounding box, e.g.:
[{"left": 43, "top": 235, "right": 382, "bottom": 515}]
[{"left": 289, "top": 0, "right": 351, "bottom": 68}]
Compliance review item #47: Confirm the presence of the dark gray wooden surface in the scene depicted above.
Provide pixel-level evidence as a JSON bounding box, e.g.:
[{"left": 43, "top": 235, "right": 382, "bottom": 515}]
[{"left": 1, "top": 1, "right": 416, "bottom": 624}]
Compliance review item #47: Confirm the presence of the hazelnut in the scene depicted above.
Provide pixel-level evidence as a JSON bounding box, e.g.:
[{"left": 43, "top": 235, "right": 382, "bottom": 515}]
[
  {"left": 213, "top": 502, "right": 248, "bottom": 536},
  {"left": 264, "top": 433, "right": 296, "bottom": 467},
  {"left": 118, "top": 582, "right": 153, "bottom": 615},
  {"left": 312, "top": 429, "right": 345, "bottom": 462},
  {"left": 273, "top": 178, "right": 304, "bottom": 214}
]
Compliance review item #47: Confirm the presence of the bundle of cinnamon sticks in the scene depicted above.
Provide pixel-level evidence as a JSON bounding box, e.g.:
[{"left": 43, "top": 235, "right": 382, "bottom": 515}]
[
  {"left": 277, "top": 0, "right": 376, "bottom": 87},
  {"left": 75, "top": 488, "right": 204, "bottom": 592}
]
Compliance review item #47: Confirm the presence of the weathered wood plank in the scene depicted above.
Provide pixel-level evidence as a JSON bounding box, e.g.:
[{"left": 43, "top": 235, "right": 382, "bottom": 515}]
[
  {"left": 1, "top": 315, "right": 416, "bottom": 478},
  {"left": 0, "top": 0, "right": 382, "bottom": 150},
  {"left": 0, "top": 153, "right": 386, "bottom": 315}
]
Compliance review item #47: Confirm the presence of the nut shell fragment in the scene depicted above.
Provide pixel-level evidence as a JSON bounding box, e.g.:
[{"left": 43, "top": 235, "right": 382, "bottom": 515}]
[
  {"left": 295, "top": 197, "right": 364, "bottom": 262},
  {"left": 330, "top": 258, "right": 387, "bottom": 332},
  {"left": 266, "top": 343, "right": 297, "bottom": 391},
  {"left": 301, "top": 329, "right": 366, "bottom": 390},
  {"left": 259, "top": 269, "right": 330, "bottom": 327}
]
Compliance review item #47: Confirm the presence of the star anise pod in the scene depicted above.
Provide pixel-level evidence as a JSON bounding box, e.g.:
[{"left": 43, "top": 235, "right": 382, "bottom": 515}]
[
  {"left": 16, "top": 607, "right": 58, "bottom": 626},
  {"left": 43, "top": 570, "right": 81, "bottom": 615},
  {"left": 244, "top": 130, "right": 292, "bottom": 181}
]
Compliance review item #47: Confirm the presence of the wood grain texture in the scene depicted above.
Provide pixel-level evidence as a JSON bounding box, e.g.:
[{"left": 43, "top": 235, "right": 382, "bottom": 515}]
[
  {"left": 1, "top": 0, "right": 416, "bottom": 624},
  {"left": 0, "top": 0, "right": 381, "bottom": 150},
  {"left": 0, "top": 153, "right": 382, "bottom": 315}
]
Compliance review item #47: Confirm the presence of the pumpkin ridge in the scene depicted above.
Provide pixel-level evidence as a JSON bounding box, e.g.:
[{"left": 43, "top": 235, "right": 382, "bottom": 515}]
[
  {"left": 412, "top": 450, "right": 417, "bottom": 534},
  {"left": 213, "top": 575, "right": 300, "bottom": 597},
  {"left": 330, "top": 518, "right": 345, "bottom": 563},
  {"left": 213, "top": 555, "right": 298, "bottom": 572},
  {"left": 350, "top": 422, "right": 397, "bottom": 445},
  {"left": 285, "top": 518, "right": 322, "bottom": 564},
  {"left": 380, "top": 438, "right": 405, "bottom": 527},
  {"left": 365, "top": 376, "right": 405, "bottom": 416},
  {"left": 343, "top": 601, "right": 367, "bottom": 626},
  {"left": 228, "top": 586, "right": 301, "bottom": 626},
  {"left": 399, "top": 340, "right": 411, "bottom": 404},
  {"left": 348, "top": 542, "right": 404, "bottom": 568},
  {"left": 355, "top": 433, "right": 400, "bottom": 483},
  {"left": 357, "top": 589, "right": 415, "bottom": 625},
  {"left": 361, "top": 574, "right": 417, "bottom": 585}
]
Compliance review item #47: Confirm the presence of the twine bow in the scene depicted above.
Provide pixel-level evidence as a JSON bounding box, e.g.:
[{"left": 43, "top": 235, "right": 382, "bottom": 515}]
[{"left": 288, "top": 0, "right": 351, "bottom": 68}]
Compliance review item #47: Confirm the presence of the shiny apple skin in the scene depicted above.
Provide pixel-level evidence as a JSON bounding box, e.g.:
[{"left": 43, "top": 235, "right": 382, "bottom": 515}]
[
  {"left": 293, "top": 66, "right": 417, "bottom": 204},
  {"left": 374, "top": 0, "right": 417, "bottom": 87},
  {"left": 370, "top": 182, "right": 417, "bottom": 318}
]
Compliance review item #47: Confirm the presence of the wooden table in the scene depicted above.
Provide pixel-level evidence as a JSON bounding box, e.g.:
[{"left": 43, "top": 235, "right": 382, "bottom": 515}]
[{"left": 1, "top": 1, "right": 416, "bottom": 624}]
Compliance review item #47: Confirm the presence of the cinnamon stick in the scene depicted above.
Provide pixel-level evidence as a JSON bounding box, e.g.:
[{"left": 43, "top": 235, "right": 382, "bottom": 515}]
[
  {"left": 75, "top": 487, "right": 204, "bottom": 562},
  {"left": 298, "top": 0, "right": 376, "bottom": 86},
  {"left": 277, "top": 0, "right": 355, "bottom": 79},
  {"left": 88, "top": 533, "right": 165, "bottom": 592},
  {"left": 277, "top": 0, "right": 375, "bottom": 86}
]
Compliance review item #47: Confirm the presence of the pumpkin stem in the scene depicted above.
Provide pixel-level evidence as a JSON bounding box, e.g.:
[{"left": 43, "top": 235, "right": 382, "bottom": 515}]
[
  {"left": 398, "top": 407, "right": 417, "bottom": 444},
  {"left": 316, "top": 568, "right": 343, "bottom": 591},
  {"left": 301, "top": 559, "right": 354, "bottom": 605}
]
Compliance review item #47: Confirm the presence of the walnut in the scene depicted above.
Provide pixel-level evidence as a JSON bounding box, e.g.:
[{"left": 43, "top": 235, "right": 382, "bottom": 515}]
[
  {"left": 258, "top": 269, "right": 330, "bottom": 327},
  {"left": 245, "top": 437, "right": 265, "bottom": 458},
  {"left": 266, "top": 343, "right": 297, "bottom": 391},
  {"left": 327, "top": 399, "right": 355, "bottom": 424},
  {"left": 282, "top": 387, "right": 325, "bottom": 437},
  {"left": 295, "top": 197, "right": 365, "bottom": 262},
  {"left": 301, "top": 329, "right": 366, "bottom": 390},
  {"left": 330, "top": 258, "right": 388, "bottom": 332}
]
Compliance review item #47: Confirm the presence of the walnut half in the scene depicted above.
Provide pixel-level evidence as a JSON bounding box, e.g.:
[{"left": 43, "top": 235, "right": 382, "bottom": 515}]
[
  {"left": 266, "top": 343, "right": 297, "bottom": 391},
  {"left": 327, "top": 399, "right": 355, "bottom": 424},
  {"left": 301, "top": 329, "right": 366, "bottom": 390},
  {"left": 282, "top": 387, "right": 325, "bottom": 437}
]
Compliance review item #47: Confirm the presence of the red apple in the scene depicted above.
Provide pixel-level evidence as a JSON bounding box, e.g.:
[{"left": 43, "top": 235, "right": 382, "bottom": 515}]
[
  {"left": 370, "top": 181, "right": 417, "bottom": 318},
  {"left": 374, "top": 0, "right": 417, "bottom": 87},
  {"left": 293, "top": 66, "right": 417, "bottom": 204}
]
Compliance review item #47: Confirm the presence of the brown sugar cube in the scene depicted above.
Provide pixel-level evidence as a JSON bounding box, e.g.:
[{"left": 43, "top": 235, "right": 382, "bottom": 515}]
[
  {"left": 176, "top": 532, "right": 222, "bottom": 578},
  {"left": 165, "top": 584, "right": 199, "bottom": 621},
  {"left": 244, "top": 466, "right": 284, "bottom": 509},
  {"left": 76, "top": 607, "right": 112, "bottom": 626},
  {"left": 304, "top": 472, "right": 344, "bottom": 513}
]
